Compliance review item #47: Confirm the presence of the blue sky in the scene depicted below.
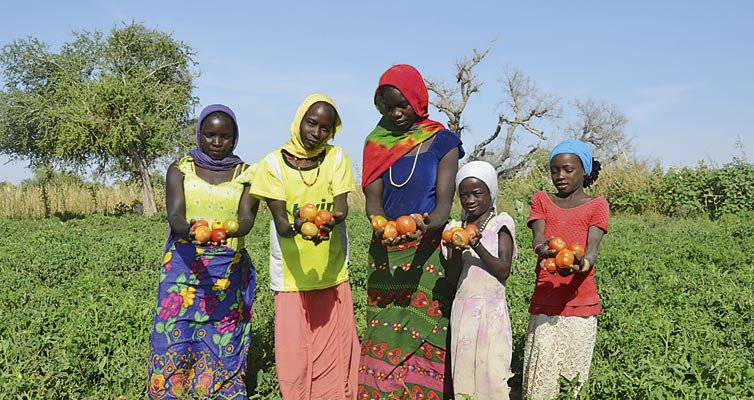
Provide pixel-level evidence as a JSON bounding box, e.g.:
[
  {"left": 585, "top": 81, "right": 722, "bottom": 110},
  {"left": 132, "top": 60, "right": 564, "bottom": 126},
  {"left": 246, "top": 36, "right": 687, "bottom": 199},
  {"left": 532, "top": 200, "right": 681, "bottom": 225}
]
[{"left": 1, "top": 0, "right": 752, "bottom": 184}]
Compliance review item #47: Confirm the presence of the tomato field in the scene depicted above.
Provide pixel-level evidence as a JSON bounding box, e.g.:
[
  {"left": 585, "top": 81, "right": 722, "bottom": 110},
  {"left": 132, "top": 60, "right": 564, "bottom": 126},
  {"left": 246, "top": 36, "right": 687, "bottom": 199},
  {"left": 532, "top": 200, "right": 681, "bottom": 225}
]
[{"left": 0, "top": 210, "right": 753, "bottom": 399}]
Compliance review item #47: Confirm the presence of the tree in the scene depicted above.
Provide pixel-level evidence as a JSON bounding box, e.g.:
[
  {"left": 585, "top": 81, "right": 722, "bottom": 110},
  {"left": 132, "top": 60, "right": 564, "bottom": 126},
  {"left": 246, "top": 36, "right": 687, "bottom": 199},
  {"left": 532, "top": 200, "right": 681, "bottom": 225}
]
[
  {"left": 0, "top": 22, "right": 198, "bottom": 215},
  {"left": 565, "top": 98, "right": 631, "bottom": 163},
  {"left": 426, "top": 42, "right": 559, "bottom": 179}
]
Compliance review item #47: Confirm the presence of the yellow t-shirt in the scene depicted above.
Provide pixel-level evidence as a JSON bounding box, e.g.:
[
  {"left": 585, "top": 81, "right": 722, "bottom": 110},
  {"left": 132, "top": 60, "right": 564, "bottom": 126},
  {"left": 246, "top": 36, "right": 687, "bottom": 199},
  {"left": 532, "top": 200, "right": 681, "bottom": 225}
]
[
  {"left": 250, "top": 145, "right": 356, "bottom": 291},
  {"left": 179, "top": 156, "right": 255, "bottom": 251}
]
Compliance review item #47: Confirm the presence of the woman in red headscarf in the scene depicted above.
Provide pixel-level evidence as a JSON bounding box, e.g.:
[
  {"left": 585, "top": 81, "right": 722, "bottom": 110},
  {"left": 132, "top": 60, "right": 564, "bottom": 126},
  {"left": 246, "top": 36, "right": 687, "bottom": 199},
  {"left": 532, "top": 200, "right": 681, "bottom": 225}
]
[{"left": 358, "top": 64, "right": 464, "bottom": 399}]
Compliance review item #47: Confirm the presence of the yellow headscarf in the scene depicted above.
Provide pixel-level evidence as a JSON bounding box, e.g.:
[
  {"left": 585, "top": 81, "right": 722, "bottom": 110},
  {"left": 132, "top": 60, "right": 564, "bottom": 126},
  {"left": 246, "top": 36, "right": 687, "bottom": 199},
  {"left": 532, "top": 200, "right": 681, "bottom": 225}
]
[{"left": 281, "top": 93, "right": 342, "bottom": 159}]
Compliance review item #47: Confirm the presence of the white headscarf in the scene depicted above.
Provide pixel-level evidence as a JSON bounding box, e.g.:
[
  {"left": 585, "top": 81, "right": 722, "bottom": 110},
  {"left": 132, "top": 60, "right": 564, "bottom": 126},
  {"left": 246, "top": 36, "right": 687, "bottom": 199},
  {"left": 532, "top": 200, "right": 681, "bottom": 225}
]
[{"left": 455, "top": 161, "right": 498, "bottom": 218}]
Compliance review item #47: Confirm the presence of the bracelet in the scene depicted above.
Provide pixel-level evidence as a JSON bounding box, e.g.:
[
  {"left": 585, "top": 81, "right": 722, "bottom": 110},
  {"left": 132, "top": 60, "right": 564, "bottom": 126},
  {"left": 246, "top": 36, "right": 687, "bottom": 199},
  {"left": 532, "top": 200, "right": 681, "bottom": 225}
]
[{"left": 534, "top": 243, "right": 545, "bottom": 255}]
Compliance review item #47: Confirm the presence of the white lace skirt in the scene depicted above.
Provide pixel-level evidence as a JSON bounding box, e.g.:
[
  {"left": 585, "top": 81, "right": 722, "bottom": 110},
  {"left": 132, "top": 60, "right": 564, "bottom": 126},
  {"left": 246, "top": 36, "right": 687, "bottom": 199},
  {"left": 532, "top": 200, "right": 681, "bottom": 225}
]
[{"left": 521, "top": 314, "right": 597, "bottom": 400}]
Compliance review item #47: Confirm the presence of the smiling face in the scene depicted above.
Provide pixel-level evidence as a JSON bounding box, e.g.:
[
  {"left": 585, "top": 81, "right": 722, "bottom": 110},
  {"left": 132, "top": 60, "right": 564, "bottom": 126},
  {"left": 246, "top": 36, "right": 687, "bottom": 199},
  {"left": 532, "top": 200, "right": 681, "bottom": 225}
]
[
  {"left": 550, "top": 153, "right": 586, "bottom": 195},
  {"left": 200, "top": 112, "right": 236, "bottom": 160},
  {"left": 376, "top": 85, "right": 419, "bottom": 131},
  {"left": 458, "top": 177, "right": 492, "bottom": 219},
  {"left": 299, "top": 102, "right": 336, "bottom": 151}
]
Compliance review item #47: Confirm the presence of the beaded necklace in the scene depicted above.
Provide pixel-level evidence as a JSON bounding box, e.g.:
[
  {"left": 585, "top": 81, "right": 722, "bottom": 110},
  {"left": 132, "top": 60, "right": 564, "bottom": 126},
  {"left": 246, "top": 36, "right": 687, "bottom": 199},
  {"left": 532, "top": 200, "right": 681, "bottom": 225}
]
[
  {"left": 290, "top": 154, "right": 321, "bottom": 187},
  {"left": 464, "top": 209, "right": 495, "bottom": 233}
]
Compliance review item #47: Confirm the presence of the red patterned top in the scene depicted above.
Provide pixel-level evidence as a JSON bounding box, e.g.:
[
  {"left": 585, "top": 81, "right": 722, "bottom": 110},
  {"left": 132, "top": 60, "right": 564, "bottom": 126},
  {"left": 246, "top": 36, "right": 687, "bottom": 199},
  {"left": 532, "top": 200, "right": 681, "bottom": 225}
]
[{"left": 527, "top": 191, "right": 610, "bottom": 316}]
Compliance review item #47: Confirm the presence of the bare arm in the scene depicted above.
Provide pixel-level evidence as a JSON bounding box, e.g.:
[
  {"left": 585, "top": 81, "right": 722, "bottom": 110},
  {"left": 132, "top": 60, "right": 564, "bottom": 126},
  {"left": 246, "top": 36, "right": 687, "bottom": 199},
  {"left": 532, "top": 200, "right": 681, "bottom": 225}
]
[
  {"left": 574, "top": 226, "right": 606, "bottom": 273},
  {"left": 364, "top": 178, "right": 385, "bottom": 220},
  {"left": 319, "top": 193, "right": 349, "bottom": 233},
  {"left": 232, "top": 185, "right": 259, "bottom": 237},
  {"left": 266, "top": 199, "right": 297, "bottom": 238},
  {"left": 470, "top": 226, "right": 514, "bottom": 283},
  {"left": 428, "top": 147, "right": 459, "bottom": 232},
  {"left": 530, "top": 219, "right": 557, "bottom": 258},
  {"left": 166, "top": 162, "right": 189, "bottom": 238}
]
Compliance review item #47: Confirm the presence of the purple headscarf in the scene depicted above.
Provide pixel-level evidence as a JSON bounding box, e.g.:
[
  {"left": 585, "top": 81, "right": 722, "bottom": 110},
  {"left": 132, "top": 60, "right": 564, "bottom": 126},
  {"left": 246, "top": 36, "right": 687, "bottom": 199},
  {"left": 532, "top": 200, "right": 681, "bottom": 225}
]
[{"left": 187, "top": 104, "right": 245, "bottom": 171}]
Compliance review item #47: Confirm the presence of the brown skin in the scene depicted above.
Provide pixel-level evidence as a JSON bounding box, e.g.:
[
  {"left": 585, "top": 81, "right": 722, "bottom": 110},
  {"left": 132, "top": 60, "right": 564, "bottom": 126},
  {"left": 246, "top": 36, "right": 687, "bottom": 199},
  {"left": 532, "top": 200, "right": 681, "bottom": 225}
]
[
  {"left": 444, "top": 177, "right": 514, "bottom": 286},
  {"left": 267, "top": 102, "right": 347, "bottom": 245},
  {"left": 531, "top": 152, "right": 605, "bottom": 276},
  {"left": 365, "top": 86, "right": 458, "bottom": 246},
  {"left": 166, "top": 112, "right": 259, "bottom": 243}
]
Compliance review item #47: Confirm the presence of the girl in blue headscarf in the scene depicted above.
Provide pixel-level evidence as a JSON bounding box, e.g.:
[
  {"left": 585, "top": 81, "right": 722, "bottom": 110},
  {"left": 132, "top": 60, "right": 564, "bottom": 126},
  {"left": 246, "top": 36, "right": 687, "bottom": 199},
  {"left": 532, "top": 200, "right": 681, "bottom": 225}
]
[
  {"left": 522, "top": 139, "right": 608, "bottom": 400},
  {"left": 147, "top": 104, "right": 259, "bottom": 399}
]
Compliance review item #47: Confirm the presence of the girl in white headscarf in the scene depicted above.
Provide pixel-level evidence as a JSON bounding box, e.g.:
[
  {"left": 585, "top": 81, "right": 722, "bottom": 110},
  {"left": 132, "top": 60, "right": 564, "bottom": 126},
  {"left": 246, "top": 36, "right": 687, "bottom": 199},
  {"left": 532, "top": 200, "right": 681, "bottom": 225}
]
[{"left": 442, "top": 161, "right": 517, "bottom": 400}]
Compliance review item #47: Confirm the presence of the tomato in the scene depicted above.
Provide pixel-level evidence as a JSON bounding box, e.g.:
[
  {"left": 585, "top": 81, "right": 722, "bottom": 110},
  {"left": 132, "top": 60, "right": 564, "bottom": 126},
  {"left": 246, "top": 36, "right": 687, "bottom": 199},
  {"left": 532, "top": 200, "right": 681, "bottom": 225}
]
[
  {"left": 569, "top": 243, "right": 585, "bottom": 258},
  {"left": 191, "top": 219, "right": 209, "bottom": 232},
  {"left": 543, "top": 257, "right": 557, "bottom": 272},
  {"left": 194, "top": 225, "right": 212, "bottom": 244},
  {"left": 314, "top": 209, "right": 332, "bottom": 227},
  {"left": 451, "top": 229, "right": 470, "bottom": 248},
  {"left": 300, "top": 221, "right": 319, "bottom": 237},
  {"left": 411, "top": 213, "right": 424, "bottom": 224},
  {"left": 555, "top": 248, "right": 575, "bottom": 268},
  {"left": 211, "top": 220, "right": 224, "bottom": 230},
  {"left": 210, "top": 228, "right": 227, "bottom": 243},
  {"left": 464, "top": 223, "right": 479, "bottom": 239},
  {"left": 299, "top": 204, "right": 318, "bottom": 222},
  {"left": 222, "top": 219, "right": 239, "bottom": 234},
  {"left": 395, "top": 215, "right": 417, "bottom": 235},
  {"left": 371, "top": 215, "right": 388, "bottom": 231},
  {"left": 549, "top": 237, "right": 567, "bottom": 253},
  {"left": 441, "top": 227, "right": 458, "bottom": 243},
  {"left": 383, "top": 223, "right": 398, "bottom": 240}
]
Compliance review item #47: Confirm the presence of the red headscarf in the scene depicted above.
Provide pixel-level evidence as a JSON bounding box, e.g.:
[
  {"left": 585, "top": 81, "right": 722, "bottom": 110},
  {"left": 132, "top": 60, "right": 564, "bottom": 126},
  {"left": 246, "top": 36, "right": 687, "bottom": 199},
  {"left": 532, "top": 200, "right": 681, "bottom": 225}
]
[{"left": 361, "top": 64, "right": 445, "bottom": 188}]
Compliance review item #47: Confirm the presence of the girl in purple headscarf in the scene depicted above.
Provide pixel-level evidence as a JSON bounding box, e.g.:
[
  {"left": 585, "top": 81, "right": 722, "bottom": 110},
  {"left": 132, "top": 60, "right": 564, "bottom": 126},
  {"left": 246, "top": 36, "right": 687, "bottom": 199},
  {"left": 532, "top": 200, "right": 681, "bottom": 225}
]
[{"left": 147, "top": 104, "right": 259, "bottom": 399}]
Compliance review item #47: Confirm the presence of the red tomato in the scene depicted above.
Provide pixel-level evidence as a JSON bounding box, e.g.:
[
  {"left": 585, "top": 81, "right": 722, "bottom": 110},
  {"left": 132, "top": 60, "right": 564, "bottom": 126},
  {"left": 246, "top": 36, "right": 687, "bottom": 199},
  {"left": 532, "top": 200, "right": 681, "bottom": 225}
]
[
  {"left": 549, "top": 237, "right": 567, "bottom": 253},
  {"left": 395, "top": 215, "right": 417, "bottom": 235},
  {"left": 442, "top": 227, "right": 458, "bottom": 243},
  {"left": 191, "top": 219, "right": 209, "bottom": 232},
  {"left": 383, "top": 223, "right": 398, "bottom": 240},
  {"left": 543, "top": 257, "right": 557, "bottom": 272},
  {"left": 314, "top": 209, "right": 332, "bottom": 227},
  {"left": 569, "top": 243, "right": 585, "bottom": 258},
  {"left": 298, "top": 204, "right": 317, "bottom": 222},
  {"left": 465, "top": 223, "right": 479, "bottom": 239},
  {"left": 451, "top": 229, "right": 470, "bottom": 248},
  {"left": 555, "top": 249, "right": 575, "bottom": 268},
  {"left": 210, "top": 228, "right": 227, "bottom": 243}
]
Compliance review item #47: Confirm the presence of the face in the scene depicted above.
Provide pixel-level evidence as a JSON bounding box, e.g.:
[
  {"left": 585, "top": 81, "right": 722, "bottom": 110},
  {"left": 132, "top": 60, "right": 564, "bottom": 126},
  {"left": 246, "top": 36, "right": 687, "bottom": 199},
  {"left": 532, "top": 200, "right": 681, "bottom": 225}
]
[
  {"left": 299, "top": 102, "right": 336, "bottom": 151},
  {"left": 550, "top": 153, "right": 585, "bottom": 194},
  {"left": 377, "top": 86, "right": 418, "bottom": 131},
  {"left": 200, "top": 113, "right": 236, "bottom": 160},
  {"left": 458, "top": 177, "right": 493, "bottom": 218}
]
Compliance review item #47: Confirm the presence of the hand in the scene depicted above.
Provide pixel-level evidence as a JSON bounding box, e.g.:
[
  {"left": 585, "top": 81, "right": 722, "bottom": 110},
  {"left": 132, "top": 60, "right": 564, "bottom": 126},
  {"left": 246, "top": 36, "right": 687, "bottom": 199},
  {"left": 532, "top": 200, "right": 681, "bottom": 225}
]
[
  {"left": 557, "top": 266, "right": 574, "bottom": 277},
  {"left": 318, "top": 211, "right": 344, "bottom": 235},
  {"left": 412, "top": 212, "right": 430, "bottom": 232},
  {"left": 468, "top": 235, "right": 481, "bottom": 251},
  {"left": 535, "top": 240, "right": 557, "bottom": 258},
  {"left": 572, "top": 253, "right": 591, "bottom": 273}
]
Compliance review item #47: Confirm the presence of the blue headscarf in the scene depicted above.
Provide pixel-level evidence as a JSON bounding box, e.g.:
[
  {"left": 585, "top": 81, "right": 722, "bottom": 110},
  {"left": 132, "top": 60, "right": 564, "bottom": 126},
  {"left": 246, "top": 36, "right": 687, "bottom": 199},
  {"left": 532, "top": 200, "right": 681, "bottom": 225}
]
[
  {"left": 550, "top": 139, "right": 593, "bottom": 176},
  {"left": 187, "top": 104, "right": 244, "bottom": 171}
]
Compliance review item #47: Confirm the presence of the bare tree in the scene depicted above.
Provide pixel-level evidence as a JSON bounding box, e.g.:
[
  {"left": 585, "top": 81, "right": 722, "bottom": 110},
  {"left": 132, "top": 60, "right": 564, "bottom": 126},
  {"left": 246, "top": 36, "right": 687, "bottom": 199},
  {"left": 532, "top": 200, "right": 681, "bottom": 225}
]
[
  {"left": 426, "top": 41, "right": 558, "bottom": 178},
  {"left": 567, "top": 98, "right": 630, "bottom": 163},
  {"left": 426, "top": 40, "right": 494, "bottom": 135}
]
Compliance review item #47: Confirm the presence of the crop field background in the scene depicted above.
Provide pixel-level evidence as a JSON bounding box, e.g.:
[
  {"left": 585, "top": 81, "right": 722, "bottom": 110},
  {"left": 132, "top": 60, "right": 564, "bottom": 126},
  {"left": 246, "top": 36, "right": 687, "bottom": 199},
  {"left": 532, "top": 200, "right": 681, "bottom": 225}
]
[{"left": 0, "top": 208, "right": 753, "bottom": 399}]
